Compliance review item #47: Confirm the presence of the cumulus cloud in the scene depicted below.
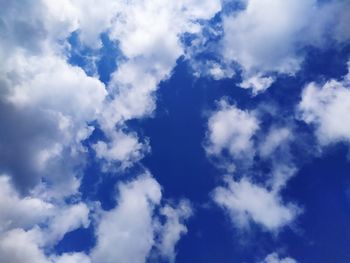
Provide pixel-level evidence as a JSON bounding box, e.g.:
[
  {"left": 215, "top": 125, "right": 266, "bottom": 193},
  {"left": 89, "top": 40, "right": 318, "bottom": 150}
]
[
  {"left": 240, "top": 75, "right": 275, "bottom": 95},
  {"left": 0, "top": 175, "right": 90, "bottom": 263},
  {"left": 1, "top": 1, "right": 215, "bottom": 262},
  {"left": 0, "top": 176, "right": 53, "bottom": 233},
  {"left": 299, "top": 61, "right": 350, "bottom": 145},
  {"left": 157, "top": 200, "right": 193, "bottom": 262},
  {"left": 91, "top": 174, "right": 192, "bottom": 263},
  {"left": 0, "top": 0, "right": 109, "bottom": 196},
  {"left": 261, "top": 252, "right": 297, "bottom": 263},
  {"left": 91, "top": 174, "right": 162, "bottom": 263},
  {"left": 205, "top": 99, "right": 259, "bottom": 163},
  {"left": 0, "top": 229, "right": 50, "bottom": 263},
  {"left": 213, "top": 177, "right": 299, "bottom": 231},
  {"left": 94, "top": 0, "right": 222, "bottom": 165},
  {"left": 220, "top": 0, "right": 350, "bottom": 93},
  {"left": 93, "top": 131, "right": 148, "bottom": 171}
]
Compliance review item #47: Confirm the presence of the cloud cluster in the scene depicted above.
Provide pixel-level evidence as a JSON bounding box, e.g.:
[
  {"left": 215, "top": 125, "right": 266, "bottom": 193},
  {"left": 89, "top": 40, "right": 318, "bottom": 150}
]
[
  {"left": 206, "top": 99, "right": 259, "bottom": 162},
  {"left": 299, "top": 60, "right": 350, "bottom": 145},
  {"left": 205, "top": 100, "right": 299, "bottom": 231},
  {"left": 0, "top": 0, "right": 218, "bottom": 262},
  {"left": 92, "top": 174, "right": 192, "bottom": 263},
  {"left": 213, "top": 177, "right": 299, "bottom": 231},
  {"left": 0, "top": 174, "right": 90, "bottom": 263},
  {"left": 0, "top": 172, "right": 192, "bottom": 263},
  {"left": 220, "top": 0, "right": 350, "bottom": 93},
  {"left": 94, "top": 0, "right": 222, "bottom": 167}
]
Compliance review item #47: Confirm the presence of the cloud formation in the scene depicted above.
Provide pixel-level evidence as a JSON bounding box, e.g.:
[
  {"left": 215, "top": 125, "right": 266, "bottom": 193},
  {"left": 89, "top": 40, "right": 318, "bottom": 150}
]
[
  {"left": 220, "top": 0, "right": 350, "bottom": 93},
  {"left": 205, "top": 99, "right": 259, "bottom": 169},
  {"left": 213, "top": 177, "right": 299, "bottom": 231},
  {"left": 299, "top": 60, "right": 350, "bottom": 145},
  {"left": 91, "top": 174, "right": 192, "bottom": 263}
]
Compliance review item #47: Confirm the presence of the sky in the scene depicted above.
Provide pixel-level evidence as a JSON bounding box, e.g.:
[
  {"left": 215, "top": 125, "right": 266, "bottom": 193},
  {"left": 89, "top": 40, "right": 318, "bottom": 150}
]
[{"left": 0, "top": 0, "right": 350, "bottom": 263}]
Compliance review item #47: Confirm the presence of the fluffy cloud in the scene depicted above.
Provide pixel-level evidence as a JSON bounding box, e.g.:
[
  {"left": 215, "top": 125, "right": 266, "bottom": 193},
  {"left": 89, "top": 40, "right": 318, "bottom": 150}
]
[
  {"left": 1, "top": 1, "right": 215, "bottom": 262},
  {"left": 0, "top": 0, "right": 109, "bottom": 196},
  {"left": 93, "top": 131, "right": 148, "bottom": 171},
  {"left": 0, "top": 176, "right": 53, "bottom": 233},
  {"left": 205, "top": 100, "right": 300, "bottom": 232},
  {"left": 205, "top": 100, "right": 259, "bottom": 162},
  {"left": 91, "top": 174, "right": 162, "bottom": 263},
  {"left": 94, "top": 0, "right": 222, "bottom": 165},
  {"left": 213, "top": 177, "right": 299, "bottom": 231},
  {"left": 91, "top": 174, "right": 192, "bottom": 263},
  {"left": 0, "top": 175, "right": 90, "bottom": 263},
  {"left": 0, "top": 172, "right": 192, "bottom": 263},
  {"left": 0, "top": 229, "right": 50, "bottom": 263},
  {"left": 240, "top": 75, "right": 275, "bottom": 95},
  {"left": 299, "top": 61, "right": 350, "bottom": 145},
  {"left": 220, "top": 0, "right": 350, "bottom": 93},
  {"left": 157, "top": 200, "right": 193, "bottom": 262},
  {"left": 261, "top": 252, "right": 297, "bottom": 263}
]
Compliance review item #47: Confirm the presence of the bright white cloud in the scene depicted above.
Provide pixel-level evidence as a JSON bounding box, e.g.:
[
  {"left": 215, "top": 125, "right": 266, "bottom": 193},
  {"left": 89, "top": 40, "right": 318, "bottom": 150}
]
[
  {"left": 206, "top": 101, "right": 300, "bottom": 232},
  {"left": 91, "top": 174, "right": 192, "bottom": 263},
  {"left": 213, "top": 177, "right": 299, "bottom": 231},
  {"left": 0, "top": 1, "right": 213, "bottom": 262},
  {"left": 220, "top": 0, "right": 350, "bottom": 92},
  {"left": 261, "top": 252, "right": 297, "bottom": 263},
  {"left": 240, "top": 74, "right": 275, "bottom": 95},
  {"left": 0, "top": 175, "right": 90, "bottom": 263},
  {"left": 0, "top": 229, "right": 50, "bottom": 263},
  {"left": 299, "top": 61, "right": 350, "bottom": 145},
  {"left": 95, "top": 0, "right": 221, "bottom": 165},
  {"left": 206, "top": 100, "right": 259, "bottom": 160},
  {"left": 157, "top": 200, "right": 193, "bottom": 262},
  {"left": 91, "top": 174, "right": 162, "bottom": 263},
  {"left": 93, "top": 131, "right": 148, "bottom": 171}
]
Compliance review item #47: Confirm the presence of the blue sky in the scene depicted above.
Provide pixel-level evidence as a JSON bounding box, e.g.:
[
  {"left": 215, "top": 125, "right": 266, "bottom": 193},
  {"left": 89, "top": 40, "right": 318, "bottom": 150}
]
[{"left": 0, "top": 1, "right": 350, "bottom": 263}]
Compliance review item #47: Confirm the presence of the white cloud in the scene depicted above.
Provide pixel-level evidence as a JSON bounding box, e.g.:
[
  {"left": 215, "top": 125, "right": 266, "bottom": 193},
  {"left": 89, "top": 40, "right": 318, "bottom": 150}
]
[
  {"left": 0, "top": 175, "right": 90, "bottom": 263},
  {"left": 213, "top": 177, "right": 299, "bottom": 231},
  {"left": 93, "top": 131, "right": 148, "bottom": 171},
  {"left": 206, "top": 100, "right": 259, "bottom": 161},
  {"left": 157, "top": 200, "right": 193, "bottom": 262},
  {"left": 205, "top": 101, "right": 300, "bottom": 232},
  {"left": 261, "top": 252, "right": 297, "bottom": 263},
  {"left": 299, "top": 62, "right": 350, "bottom": 145},
  {"left": 240, "top": 74, "right": 275, "bottom": 95},
  {"left": 0, "top": 175, "right": 53, "bottom": 233},
  {"left": 0, "top": 228, "right": 91, "bottom": 263},
  {"left": 0, "top": 229, "right": 50, "bottom": 263},
  {"left": 259, "top": 127, "right": 292, "bottom": 158},
  {"left": 222, "top": 0, "right": 312, "bottom": 74},
  {"left": 0, "top": 1, "right": 212, "bottom": 262},
  {"left": 91, "top": 174, "right": 192, "bottom": 263},
  {"left": 0, "top": 0, "right": 110, "bottom": 196},
  {"left": 220, "top": 0, "right": 350, "bottom": 92},
  {"left": 0, "top": 52, "right": 106, "bottom": 196},
  {"left": 91, "top": 174, "right": 162, "bottom": 263},
  {"left": 42, "top": 203, "right": 90, "bottom": 246},
  {"left": 94, "top": 0, "right": 221, "bottom": 165}
]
